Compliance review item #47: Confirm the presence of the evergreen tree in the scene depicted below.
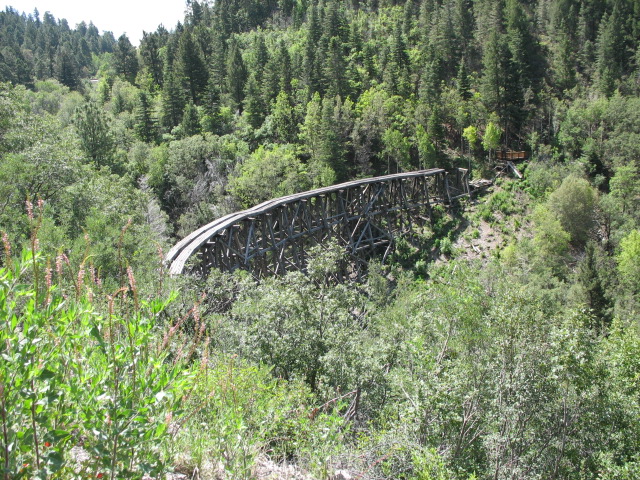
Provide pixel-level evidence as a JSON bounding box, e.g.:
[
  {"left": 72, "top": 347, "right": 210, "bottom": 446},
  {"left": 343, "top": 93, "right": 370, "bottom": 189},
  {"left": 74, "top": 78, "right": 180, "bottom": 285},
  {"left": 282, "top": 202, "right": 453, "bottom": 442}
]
[
  {"left": 428, "top": 1, "right": 459, "bottom": 78},
  {"left": 576, "top": 241, "right": 612, "bottom": 326},
  {"left": 252, "top": 35, "right": 269, "bottom": 83},
  {"left": 553, "top": 29, "right": 576, "bottom": 92},
  {"left": 303, "top": 4, "right": 322, "bottom": 95},
  {"left": 319, "top": 95, "right": 347, "bottom": 181},
  {"left": 225, "top": 37, "right": 247, "bottom": 111},
  {"left": 480, "top": 29, "right": 507, "bottom": 117},
  {"left": 54, "top": 44, "right": 79, "bottom": 89},
  {"left": 113, "top": 34, "right": 138, "bottom": 83},
  {"left": 454, "top": 0, "right": 474, "bottom": 55},
  {"left": 180, "top": 101, "right": 201, "bottom": 137},
  {"left": 427, "top": 106, "right": 445, "bottom": 150},
  {"left": 595, "top": 8, "right": 626, "bottom": 96},
  {"left": 505, "top": 0, "right": 541, "bottom": 92},
  {"left": 1, "top": 45, "right": 33, "bottom": 87},
  {"left": 187, "top": 0, "right": 205, "bottom": 27},
  {"left": 276, "top": 41, "right": 292, "bottom": 95},
  {"left": 208, "top": 30, "right": 227, "bottom": 92},
  {"left": 177, "top": 30, "right": 208, "bottom": 104},
  {"left": 420, "top": 54, "right": 444, "bottom": 104},
  {"left": 322, "top": 0, "right": 347, "bottom": 45},
  {"left": 271, "top": 90, "right": 296, "bottom": 144},
  {"left": 162, "top": 67, "right": 186, "bottom": 130},
  {"left": 203, "top": 72, "right": 222, "bottom": 133},
  {"left": 385, "top": 17, "right": 410, "bottom": 96},
  {"left": 244, "top": 72, "right": 267, "bottom": 129},
  {"left": 73, "top": 102, "right": 115, "bottom": 168},
  {"left": 134, "top": 91, "right": 157, "bottom": 143},
  {"left": 139, "top": 31, "right": 164, "bottom": 89},
  {"left": 323, "top": 36, "right": 347, "bottom": 98},
  {"left": 456, "top": 59, "right": 472, "bottom": 100}
]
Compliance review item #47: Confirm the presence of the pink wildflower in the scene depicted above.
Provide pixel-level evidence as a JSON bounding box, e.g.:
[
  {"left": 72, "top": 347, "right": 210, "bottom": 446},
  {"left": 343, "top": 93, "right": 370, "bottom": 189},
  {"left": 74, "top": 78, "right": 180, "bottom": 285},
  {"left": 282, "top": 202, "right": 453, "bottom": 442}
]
[{"left": 26, "top": 200, "right": 33, "bottom": 220}]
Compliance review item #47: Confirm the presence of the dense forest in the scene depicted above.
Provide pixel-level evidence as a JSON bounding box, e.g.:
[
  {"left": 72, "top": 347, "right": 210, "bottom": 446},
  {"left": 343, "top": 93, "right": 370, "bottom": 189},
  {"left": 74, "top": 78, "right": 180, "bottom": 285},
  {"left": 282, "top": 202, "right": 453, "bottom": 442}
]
[{"left": 0, "top": 0, "right": 639, "bottom": 478}]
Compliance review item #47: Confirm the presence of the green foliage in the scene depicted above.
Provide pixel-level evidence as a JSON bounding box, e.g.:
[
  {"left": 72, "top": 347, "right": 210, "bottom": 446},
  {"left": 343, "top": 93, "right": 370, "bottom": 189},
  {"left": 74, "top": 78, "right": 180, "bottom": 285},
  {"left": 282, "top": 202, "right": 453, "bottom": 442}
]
[
  {"left": 462, "top": 125, "right": 478, "bottom": 151},
  {"left": 618, "top": 230, "right": 640, "bottom": 294},
  {"left": 610, "top": 164, "right": 640, "bottom": 217},
  {"left": 482, "top": 121, "right": 501, "bottom": 155},
  {"left": 0, "top": 8, "right": 113, "bottom": 88},
  {"left": 73, "top": 101, "right": 116, "bottom": 169},
  {"left": 158, "top": 133, "right": 242, "bottom": 234},
  {"left": 228, "top": 144, "right": 309, "bottom": 208},
  {"left": 547, "top": 175, "right": 597, "bottom": 246},
  {"left": 531, "top": 204, "right": 571, "bottom": 275},
  {"left": 173, "top": 355, "right": 347, "bottom": 476},
  {"left": 2, "top": 2, "right": 640, "bottom": 478},
  {"left": 523, "top": 161, "right": 582, "bottom": 200},
  {"left": 0, "top": 249, "right": 192, "bottom": 479},
  {"left": 133, "top": 90, "right": 157, "bottom": 143},
  {"left": 112, "top": 34, "right": 138, "bottom": 84},
  {"left": 416, "top": 124, "right": 437, "bottom": 169},
  {"left": 477, "top": 189, "right": 518, "bottom": 222}
]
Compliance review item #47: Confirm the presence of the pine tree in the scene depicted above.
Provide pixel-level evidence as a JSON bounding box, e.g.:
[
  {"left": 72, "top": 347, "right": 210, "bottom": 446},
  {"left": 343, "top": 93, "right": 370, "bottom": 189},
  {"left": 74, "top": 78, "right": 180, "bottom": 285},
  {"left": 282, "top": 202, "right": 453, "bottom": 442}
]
[
  {"left": 428, "top": 1, "right": 459, "bottom": 78},
  {"left": 595, "top": 8, "right": 626, "bottom": 96},
  {"left": 2, "top": 45, "right": 33, "bottom": 87},
  {"left": 382, "top": 17, "right": 411, "bottom": 96},
  {"left": 303, "top": 4, "right": 322, "bottom": 95},
  {"left": 277, "top": 41, "right": 292, "bottom": 95},
  {"left": 427, "top": 106, "right": 445, "bottom": 150},
  {"left": 480, "top": 29, "right": 507, "bottom": 115},
  {"left": 577, "top": 241, "right": 612, "bottom": 326},
  {"left": 187, "top": 0, "right": 205, "bottom": 27},
  {"left": 162, "top": 67, "right": 186, "bottom": 130},
  {"left": 453, "top": 0, "right": 474, "bottom": 56},
  {"left": 208, "top": 30, "right": 227, "bottom": 92},
  {"left": 271, "top": 91, "right": 296, "bottom": 144},
  {"left": 225, "top": 37, "right": 247, "bottom": 111},
  {"left": 553, "top": 29, "right": 576, "bottom": 92},
  {"left": 54, "top": 45, "right": 80, "bottom": 89},
  {"left": 203, "top": 73, "right": 222, "bottom": 133},
  {"left": 244, "top": 72, "right": 267, "bottom": 129},
  {"left": 177, "top": 30, "right": 208, "bottom": 104},
  {"left": 322, "top": 0, "right": 347, "bottom": 44},
  {"left": 420, "top": 54, "right": 444, "bottom": 104},
  {"left": 139, "top": 31, "right": 164, "bottom": 89},
  {"left": 323, "top": 36, "right": 347, "bottom": 98},
  {"left": 505, "top": 0, "right": 540, "bottom": 89},
  {"left": 319, "top": 95, "right": 347, "bottom": 181},
  {"left": 113, "top": 34, "right": 138, "bottom": 83},
  {"left": 73, "top": 102, "right": 115, "bottom": 168},
  {"left": 134, "top": 91, "right": 157, "bottom": 143},
  {"left": 456, "top": 59, "right": 471, "bottom": 100},
  {"left": 180, "top": 101, "right": 201, "bottom": 137},
  {"left": 253, "top": 36, "right": 269, "bottom": 83}
]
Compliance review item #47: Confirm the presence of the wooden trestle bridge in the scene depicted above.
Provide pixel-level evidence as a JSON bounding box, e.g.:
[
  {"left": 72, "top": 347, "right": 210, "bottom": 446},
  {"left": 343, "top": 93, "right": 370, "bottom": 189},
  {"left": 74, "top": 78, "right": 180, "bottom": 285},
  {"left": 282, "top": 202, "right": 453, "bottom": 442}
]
[{"left": 166, "top": 168, "right": 470, "bottom": 279}]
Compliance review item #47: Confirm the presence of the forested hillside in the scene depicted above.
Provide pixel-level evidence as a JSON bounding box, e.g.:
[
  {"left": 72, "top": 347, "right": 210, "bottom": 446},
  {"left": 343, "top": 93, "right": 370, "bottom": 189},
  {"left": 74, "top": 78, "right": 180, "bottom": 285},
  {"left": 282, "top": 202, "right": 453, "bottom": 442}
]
[{"left": 1, "top": 0, "right": 639, "bottom": 478}]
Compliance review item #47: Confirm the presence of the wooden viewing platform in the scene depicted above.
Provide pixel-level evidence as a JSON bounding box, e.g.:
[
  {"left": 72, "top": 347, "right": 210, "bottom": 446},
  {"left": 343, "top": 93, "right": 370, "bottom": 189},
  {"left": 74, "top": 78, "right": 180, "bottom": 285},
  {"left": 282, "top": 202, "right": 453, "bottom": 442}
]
[
  {"left": 166, "top": 168, "right": 470, "bottom": 279},
  {"left": 496, "top": 150, "right": 528, "bottom": 161}
]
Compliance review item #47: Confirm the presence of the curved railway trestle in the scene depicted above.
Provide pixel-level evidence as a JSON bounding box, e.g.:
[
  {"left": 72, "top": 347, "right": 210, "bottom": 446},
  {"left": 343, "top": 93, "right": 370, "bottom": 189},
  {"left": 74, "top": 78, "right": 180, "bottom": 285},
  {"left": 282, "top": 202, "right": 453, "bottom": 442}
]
[{"left": 166, "top": 168, "right": 469, "bottom": 279}]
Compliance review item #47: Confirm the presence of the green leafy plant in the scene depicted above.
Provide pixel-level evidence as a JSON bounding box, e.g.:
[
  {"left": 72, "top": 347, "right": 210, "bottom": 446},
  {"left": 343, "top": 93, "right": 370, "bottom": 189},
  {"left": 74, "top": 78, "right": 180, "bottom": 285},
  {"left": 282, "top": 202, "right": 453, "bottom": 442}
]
[{"left": 0, "top": 223, "right": 193, "bottom": 479}]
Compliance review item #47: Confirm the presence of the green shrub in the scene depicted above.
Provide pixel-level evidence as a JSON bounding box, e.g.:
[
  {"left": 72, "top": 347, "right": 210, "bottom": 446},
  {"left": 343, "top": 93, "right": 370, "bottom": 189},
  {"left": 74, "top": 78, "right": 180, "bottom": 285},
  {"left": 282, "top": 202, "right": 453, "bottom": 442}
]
[{"left": 0, "top": 248, "right": 193, "bottom": 479}]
